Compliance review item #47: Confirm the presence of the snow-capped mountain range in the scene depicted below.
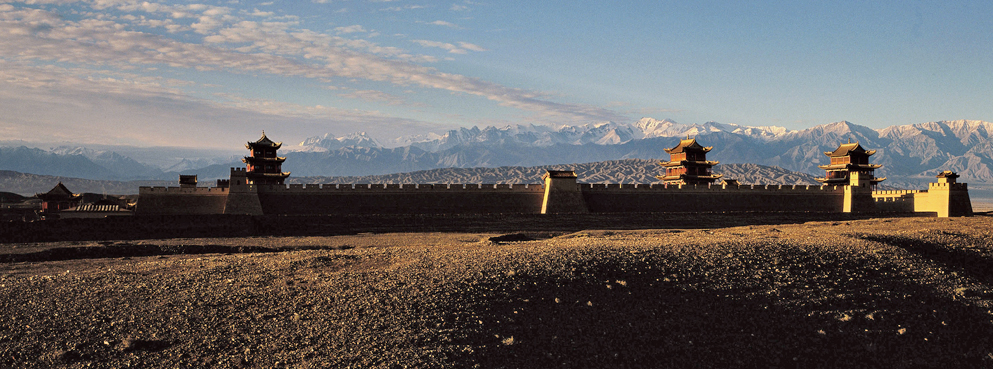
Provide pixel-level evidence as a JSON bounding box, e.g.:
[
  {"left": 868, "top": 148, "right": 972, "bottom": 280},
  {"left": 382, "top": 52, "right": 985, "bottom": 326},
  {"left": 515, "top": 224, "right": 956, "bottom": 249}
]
[
  {"left": 294, "top": 132, "right": 385, "bottom": 152},
  {"left": 290, "top": 118, "right": 793, "bottom": 152},
  {"left": 286, "top": 118, "right": 993, "bottom": 187},
  {"left": 4, "top": 119, "right": 993, "bottom": 190}
]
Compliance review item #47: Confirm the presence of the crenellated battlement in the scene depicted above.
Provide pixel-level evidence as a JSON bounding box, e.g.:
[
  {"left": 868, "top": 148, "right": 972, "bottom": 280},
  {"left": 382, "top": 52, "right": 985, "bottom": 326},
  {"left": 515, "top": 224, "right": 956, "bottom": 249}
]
[
  {"left": 581, "top": 183, "right": 844, "bottom": 192},
  {"left": 872, "top": 190, "right": 922, "bottom": 204},
  {"left": 869, "top": 189, "right": 918, "bottom": 212},
  {"left": 929, "top": 182, "right": 968, "bottom": 190},
  {"left": 255, "top": 183, "right": 545, "bottom": 192},
  {"left": 139, "top": 186, "right": 230, "bottom": 194},
  {"left": 873, "top": 190, "right": 923, "bottom": 196}
]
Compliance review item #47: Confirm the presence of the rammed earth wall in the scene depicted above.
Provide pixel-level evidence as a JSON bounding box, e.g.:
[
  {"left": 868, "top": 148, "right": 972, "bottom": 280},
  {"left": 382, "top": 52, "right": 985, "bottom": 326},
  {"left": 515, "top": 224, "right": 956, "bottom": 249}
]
[
  {"left": 872, "top": 190, "right": 921, "bottom": 213},
  {"left": 135, "top": 187, "right": 229, "bottom": 215},
  {"left": 254, "top": 183, "right": 546, "bottom": 215},
  {"left": 580, "top": 184, "right": 847, "bottom": 213},
  {"left": 136, "top": 179, "right": 971, "bottom": 217}
]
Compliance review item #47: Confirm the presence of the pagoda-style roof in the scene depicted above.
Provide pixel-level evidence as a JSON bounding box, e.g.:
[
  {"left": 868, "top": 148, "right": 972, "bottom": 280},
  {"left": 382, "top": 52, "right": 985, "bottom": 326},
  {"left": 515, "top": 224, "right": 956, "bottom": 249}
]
[
  {"left": 246, "top": 131, "right": 282, "bottom": 150},
  {"left": 815, "top": 176, "right": 886, "bottom": 184},
  {"left": 655, "top": 173, "right": 723, "bottom": 183},
  {"left": 936, "top": 170, "right": 959, "bottom": 179},
  {"left": 659, "top": 160, "right": 720, "bottom": 168},
  {"left": 824, "top": 141, "right": 875, "bottom": 157},
  {"left": 242, "top": 156, "right": 287, "bottom": 163},
  {"left": 664, "top": 138, "right": 712, "bottom": 154},
  {"left": 817, "top": 163, "right": 882, "bottom": 171},
  {"left": 36, "top": 182, "right": 80, "bottom": 200}
]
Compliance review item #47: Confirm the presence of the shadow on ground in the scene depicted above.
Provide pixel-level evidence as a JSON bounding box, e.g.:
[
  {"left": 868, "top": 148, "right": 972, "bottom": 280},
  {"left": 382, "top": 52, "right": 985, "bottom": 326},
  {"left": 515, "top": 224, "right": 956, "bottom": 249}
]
[
  {"left": 441, "top": 248, "right": 993, "bottom": 368},
  {"left": 0, "top": 243, "right": 352, "bottom": 263},
  {"left": 1, "top": 212, "right": 907, "bottom": 243},
  {"left": 857, "top": 233, "right": 993, "bottom": 296}
]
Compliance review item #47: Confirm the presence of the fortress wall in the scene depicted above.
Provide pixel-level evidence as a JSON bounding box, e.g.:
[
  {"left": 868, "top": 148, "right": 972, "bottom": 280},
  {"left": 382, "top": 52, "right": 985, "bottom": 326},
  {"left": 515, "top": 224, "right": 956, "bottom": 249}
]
[
  {"left": 134, "top": 181, "right": 958, "bottom": 216},
  {"left": 580, "top": 184, "right": 846, "bottom": 213},
  {"left": 872, "top": 190, "right": 918, "bottom": 213},
  {"left": 913, "top": 191, "right": 940, "bottom": 215},
  {"left": 136, "top": 187, "right": 229, "bottom": 215},
  {"left": 256, "top": 184, "right": 545, "bottom": 214}
]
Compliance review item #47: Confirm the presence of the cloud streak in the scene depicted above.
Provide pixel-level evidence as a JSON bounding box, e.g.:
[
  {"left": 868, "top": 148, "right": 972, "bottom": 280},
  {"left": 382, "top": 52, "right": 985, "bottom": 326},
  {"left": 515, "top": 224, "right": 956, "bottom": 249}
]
[
  {"left": 0, "top": 1, "right": 630, "bottom": 146},
  {"left": 411, "top": 39, "right": 488, "bottom": 54},
  {"left": 0, "top": 59, "right": 442, "bottom": 147}
]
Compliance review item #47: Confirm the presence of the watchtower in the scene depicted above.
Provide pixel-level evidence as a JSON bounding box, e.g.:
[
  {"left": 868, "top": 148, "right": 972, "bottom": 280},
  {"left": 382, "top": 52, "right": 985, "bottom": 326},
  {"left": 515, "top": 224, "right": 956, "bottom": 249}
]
[
  {"left": 815, "top": 140, "right": 886, "bottom": 189},
  {"left": 656, "top": 138, "right": 722, "bottom": 185},
  {"left": 243, "top": 131, "right": 290, "bottom": 185},
  {"left": 924, "top": 170, "right": 972, "bottom": 217}
]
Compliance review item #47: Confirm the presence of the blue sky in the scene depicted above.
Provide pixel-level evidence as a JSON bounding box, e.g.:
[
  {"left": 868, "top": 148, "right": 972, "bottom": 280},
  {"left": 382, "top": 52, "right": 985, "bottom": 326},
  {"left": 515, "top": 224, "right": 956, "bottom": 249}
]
[{"left": 0, "top": 0, "right": 991, "bottom": 148}]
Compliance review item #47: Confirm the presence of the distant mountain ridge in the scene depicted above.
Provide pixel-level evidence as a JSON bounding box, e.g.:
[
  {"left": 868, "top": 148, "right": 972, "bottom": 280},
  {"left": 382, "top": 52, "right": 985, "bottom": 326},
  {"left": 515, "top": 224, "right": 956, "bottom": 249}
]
[
  {"left": 0, "top": 146, "right": 235, "bottom": 182},
  {"left": 0, "top": 162, "right": 815, "bottom": 195},
  {"left": 289, "top": 160, "right": 820, "bottom": 187},
  {"left": 289, "top": 118, "right": 791, "bottom": 153},
  {"left": 3, "top": 119, "right": 993, "bottom": 187},
  {"left": 286, "top": 119, "right": 993, "bottom": 185},
  {"left": 0, "top": 170, "right": 171, "bottom": 196}
]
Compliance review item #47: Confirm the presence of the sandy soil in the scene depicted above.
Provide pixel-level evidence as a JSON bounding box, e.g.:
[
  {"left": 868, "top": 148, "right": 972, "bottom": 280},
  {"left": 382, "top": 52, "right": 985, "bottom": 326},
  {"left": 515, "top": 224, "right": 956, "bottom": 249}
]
[{"left": 3, "top": 216, "right": 993, "bottom": 368}]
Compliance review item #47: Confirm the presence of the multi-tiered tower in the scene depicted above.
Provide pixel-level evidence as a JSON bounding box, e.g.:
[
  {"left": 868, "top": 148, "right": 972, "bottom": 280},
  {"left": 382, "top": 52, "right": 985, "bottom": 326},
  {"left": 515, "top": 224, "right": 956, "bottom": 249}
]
[
  {"left": 656, "top": 138, "right": 722, "bottom": 185},
  {"left": 243, "top": 132, "right": 290, "bottom": 185},
  {"left": 815, "top": 141, "right": 885, "bottom": 189}
]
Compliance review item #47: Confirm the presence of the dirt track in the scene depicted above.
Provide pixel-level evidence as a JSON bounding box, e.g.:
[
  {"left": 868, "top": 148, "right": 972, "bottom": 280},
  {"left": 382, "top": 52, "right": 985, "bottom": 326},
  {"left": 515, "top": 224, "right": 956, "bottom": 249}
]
[{"left": 3, "top": 216, "right": 993, "bottom": 368}]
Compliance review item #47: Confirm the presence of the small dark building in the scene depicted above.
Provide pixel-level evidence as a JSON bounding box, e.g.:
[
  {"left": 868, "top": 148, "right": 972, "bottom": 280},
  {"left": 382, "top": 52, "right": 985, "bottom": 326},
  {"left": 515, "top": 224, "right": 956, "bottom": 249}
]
[
  {"left": 656, "top": 138, "right": 723, "bottom": 185},
  {"left": 179, "top": 174, "right": 198, "bottom": 188},
  {"left": 36, "top": 182, "right": 81, "bottom": 219}
]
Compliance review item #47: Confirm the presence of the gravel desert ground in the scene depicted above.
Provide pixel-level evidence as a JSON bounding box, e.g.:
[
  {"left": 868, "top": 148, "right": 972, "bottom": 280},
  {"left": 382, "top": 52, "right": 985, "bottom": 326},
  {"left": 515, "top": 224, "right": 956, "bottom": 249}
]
[{"left": 3, "top": 215, "right": 993, "bottom": 368}]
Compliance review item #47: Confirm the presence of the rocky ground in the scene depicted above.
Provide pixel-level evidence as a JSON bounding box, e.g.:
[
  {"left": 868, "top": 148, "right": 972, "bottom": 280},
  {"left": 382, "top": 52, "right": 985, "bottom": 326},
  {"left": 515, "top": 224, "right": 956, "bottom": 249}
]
[{"left": 3, "top": 216, "right": 993, "bottom": 368}]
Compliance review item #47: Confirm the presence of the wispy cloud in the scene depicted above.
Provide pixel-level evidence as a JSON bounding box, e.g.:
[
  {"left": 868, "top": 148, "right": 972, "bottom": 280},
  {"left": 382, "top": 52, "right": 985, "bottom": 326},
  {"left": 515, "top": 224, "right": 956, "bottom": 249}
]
[
  {"left": 334, "top": 24, "right": 367, "bottom": 34},
  {"left": 426, "top": 20, "right": 461, "bottom": 29},
  {"left": 338, "top": 89, "right": 421, "bottom": 106},
  {"left": 457, "top": 41, "right": 486, "bottom": 52},
  {"left": 0, "top": 59, "right": 441, "bottom": 146},
  {"left": 412, "top": 39, "right": 478, "bottom": 54},
  {"left": 381, "top": 5, "right": 426, "bottom": 12},
  {"left": 0, "top": 1, "right": 629, "bottom": 145},
  {"left": 248, "top": 8, "right": 273, "bottom": 17},
  {"left": 451, "top": 1, "right": 478, "bottom": 12}
]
